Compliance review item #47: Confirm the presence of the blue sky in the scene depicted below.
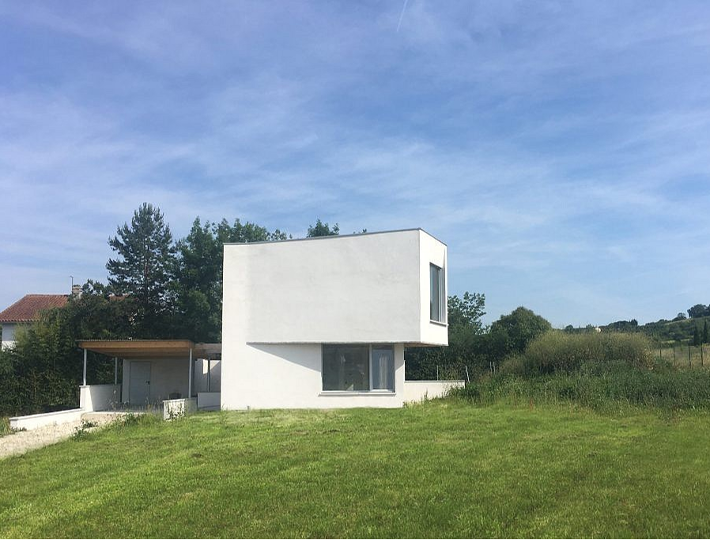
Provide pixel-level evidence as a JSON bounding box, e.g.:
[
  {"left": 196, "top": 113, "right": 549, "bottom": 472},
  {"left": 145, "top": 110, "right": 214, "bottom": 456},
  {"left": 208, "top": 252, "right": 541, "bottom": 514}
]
[{"left": 1, "top": 1, "right": 710, "bottom": 327}]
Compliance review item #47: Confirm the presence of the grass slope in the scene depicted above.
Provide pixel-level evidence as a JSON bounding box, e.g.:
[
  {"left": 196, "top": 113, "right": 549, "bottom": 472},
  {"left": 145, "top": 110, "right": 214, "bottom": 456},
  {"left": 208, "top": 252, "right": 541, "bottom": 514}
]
[{"left": 1, "top": 402, "right": 710, "bottom": 538}]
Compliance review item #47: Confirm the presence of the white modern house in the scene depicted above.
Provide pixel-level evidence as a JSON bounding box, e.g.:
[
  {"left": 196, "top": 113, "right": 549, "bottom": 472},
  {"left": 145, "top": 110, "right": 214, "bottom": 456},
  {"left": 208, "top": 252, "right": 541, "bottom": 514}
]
[
  {"left": 10, "top": 228, "right": 457, "bottom": 429},
  {"left": 221, "top": 228, "right": 451, "bottom": 409}
]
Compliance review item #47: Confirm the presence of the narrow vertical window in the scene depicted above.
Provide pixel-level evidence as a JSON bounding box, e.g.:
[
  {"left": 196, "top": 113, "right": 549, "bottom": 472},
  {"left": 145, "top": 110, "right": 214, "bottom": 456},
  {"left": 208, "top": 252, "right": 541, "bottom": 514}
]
[
  {"left": 430, "top": 263, "right": 445, "bottom": 322},
  {"left": 371, "top": 346, "right": 394, "bottom": 391}
]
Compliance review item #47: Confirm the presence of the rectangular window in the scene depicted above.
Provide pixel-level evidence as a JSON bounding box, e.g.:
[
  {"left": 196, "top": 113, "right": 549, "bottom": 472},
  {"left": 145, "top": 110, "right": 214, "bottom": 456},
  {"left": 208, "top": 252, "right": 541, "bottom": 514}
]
[
  {"left": 430, "top": 263, "right": 445, "bottom": 322},
  {"left": 371, "top": 347, "right": 395, "bottom": 391},
  {"left": 322, "top": 344, "right": 394, "bottom": 392}
]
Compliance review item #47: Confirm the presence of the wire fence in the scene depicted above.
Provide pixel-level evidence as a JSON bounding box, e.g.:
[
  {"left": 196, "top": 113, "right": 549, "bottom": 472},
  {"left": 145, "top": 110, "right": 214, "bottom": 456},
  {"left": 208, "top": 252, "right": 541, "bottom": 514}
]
[{"left": 654, "top": 342, "right": 710, "bottom": 368}]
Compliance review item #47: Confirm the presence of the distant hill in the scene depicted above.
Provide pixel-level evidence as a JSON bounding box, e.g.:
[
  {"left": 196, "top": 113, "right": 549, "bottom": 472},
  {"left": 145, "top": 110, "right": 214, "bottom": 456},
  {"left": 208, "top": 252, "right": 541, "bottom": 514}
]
[{"left": 565, "top": 314, "right": 710, "bottom": 344}]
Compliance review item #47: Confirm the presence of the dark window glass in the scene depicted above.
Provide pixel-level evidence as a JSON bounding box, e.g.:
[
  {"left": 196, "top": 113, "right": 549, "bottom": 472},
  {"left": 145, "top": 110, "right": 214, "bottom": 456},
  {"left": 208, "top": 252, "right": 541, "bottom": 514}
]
[{"left": 322, "top": 345, "right": 369, "bottom": 391}]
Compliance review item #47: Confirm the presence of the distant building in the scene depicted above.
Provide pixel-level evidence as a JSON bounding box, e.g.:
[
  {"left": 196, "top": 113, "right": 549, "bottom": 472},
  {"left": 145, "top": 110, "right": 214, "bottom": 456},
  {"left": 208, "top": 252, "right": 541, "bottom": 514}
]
[{"left": 0, "top": 293, "right": 71, "bottom": 349}]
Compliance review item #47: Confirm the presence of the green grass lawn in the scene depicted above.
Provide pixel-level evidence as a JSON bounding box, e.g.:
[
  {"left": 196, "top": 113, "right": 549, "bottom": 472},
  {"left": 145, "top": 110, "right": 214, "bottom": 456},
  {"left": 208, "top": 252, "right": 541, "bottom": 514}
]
[{"left": 2, "top": 401, "right": 710, "bottom": 538}]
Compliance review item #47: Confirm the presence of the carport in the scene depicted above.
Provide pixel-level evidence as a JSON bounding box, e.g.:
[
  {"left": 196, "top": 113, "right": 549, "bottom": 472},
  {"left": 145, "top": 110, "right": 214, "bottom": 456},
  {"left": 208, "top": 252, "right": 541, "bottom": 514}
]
[{"left": 77, "top": 340, "right": 222, "bottom": 412}]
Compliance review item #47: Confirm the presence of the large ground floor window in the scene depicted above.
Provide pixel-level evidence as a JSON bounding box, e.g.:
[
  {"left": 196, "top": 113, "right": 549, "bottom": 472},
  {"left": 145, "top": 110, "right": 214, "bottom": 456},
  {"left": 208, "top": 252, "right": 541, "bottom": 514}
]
[{"left": 322, "top": 344, "right": 395, "bottom": 392}]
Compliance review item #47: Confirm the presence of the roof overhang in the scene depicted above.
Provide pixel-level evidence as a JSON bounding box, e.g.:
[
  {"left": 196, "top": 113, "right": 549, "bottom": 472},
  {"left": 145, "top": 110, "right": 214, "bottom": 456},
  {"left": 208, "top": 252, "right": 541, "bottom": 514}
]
[{"left": 77, "top": 340, "right": 221, "bottom": 359}]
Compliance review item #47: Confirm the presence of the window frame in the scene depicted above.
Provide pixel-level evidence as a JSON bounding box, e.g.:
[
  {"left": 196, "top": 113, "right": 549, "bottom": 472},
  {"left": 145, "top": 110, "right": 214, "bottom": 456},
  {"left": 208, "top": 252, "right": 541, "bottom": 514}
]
[
  {"left": 321, "top": 344, "right": 395, "bottom": 394},
  {"left": 430, "top": 263, "right": 446, "bottom": 324}
]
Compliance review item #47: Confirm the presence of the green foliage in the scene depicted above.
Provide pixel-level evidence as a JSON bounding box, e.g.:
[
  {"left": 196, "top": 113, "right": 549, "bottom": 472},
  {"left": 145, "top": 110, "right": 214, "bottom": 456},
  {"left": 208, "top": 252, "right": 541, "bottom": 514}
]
[
  {"left": 510, "top": 331, "right": 653, "bottom": 375},
  {"left": 693, "top": 325, "right": 701, "bottom": 346},
  {"left": 606, "top": 319, "right": 638, "bottom": 332},
  {"left": 307, "top": 218, "right": 339, "bottom": 237},
  {"left": 688, "top": 304, "right": 708, "bottom": 319},
  {"left": 106, "top": 203, "right": 176, "bottom": 337},
  {"left": 0, "top": 290, "right": 133, "bottom": 416},
  {"left": 406, "top": 292, "right": 487, "bottom": 380},
  {"left": 489, "top": 306, "right": 552, "bottom": 357}
]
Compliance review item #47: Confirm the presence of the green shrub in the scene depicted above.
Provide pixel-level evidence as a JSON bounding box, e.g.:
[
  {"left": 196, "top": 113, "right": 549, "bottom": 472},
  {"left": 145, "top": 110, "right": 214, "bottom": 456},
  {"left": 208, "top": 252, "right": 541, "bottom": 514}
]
[{"left": 515, "top": 331, "right": 653, "bottom": 375}]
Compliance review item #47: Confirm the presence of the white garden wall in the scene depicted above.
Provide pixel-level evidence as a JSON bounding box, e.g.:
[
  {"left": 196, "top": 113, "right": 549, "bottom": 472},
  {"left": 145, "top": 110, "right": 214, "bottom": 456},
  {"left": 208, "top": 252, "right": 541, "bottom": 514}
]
[
  {"left": 79, "top": 384, "right": 121, "bottom": 412},
  {"left": 9, "top": 409, "right": 84, "bottom": 431},
  {"left": 403, "top": 380, "right": 464, "bottom": 402}
]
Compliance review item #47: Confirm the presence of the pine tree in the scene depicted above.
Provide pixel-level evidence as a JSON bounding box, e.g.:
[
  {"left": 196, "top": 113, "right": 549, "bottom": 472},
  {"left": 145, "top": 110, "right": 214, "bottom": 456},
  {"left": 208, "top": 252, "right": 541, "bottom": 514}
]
[{"left": 106, "top": 203, "right": 176, "bottom": 336}]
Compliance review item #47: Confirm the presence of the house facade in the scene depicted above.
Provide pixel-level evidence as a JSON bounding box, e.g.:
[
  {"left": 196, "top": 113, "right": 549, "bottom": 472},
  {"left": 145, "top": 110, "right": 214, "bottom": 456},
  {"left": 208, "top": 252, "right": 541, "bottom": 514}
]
[
  {"left": 221, "top": 229, "right": 448, "bottom": 409},
  {"left": 0, "top": 294, "right": 69, "bottom": 349}
]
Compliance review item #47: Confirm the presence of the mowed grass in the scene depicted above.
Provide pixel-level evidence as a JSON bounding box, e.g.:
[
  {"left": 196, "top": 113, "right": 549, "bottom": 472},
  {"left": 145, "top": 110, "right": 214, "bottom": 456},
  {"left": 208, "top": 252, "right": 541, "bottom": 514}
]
[{"left": 2, "top": 402, "right": 710, "bottom": 538}]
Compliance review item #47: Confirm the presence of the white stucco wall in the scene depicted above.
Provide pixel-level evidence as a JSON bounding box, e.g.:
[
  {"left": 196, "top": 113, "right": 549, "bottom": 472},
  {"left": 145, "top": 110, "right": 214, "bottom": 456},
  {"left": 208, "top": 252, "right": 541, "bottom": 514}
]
[
  {"left": 221, "top": 229, "right": 448, "bottom": 410},
  {"left": 163, "top": 397, "right": 197, "bottom": 420},
  {"left": 223, "top": 230, "right": 429, "bottom": 344},
  {"left": 10, "top": 408, "right": 84, "bottom": 430},
  {"left": 79, "top": 384, "right": 121, "bottom": 412},
  {"left": 403, "top": 380, "right": 464, "bottom": 402},
  {"left": 122, "top": 358, "right": 190, "bottom": 404},
  {"left": 419, "top": 231, "right": 449, "bottom": 346},
  {"left": 222, "top": 343, "right": 406, "bottom": 409}
]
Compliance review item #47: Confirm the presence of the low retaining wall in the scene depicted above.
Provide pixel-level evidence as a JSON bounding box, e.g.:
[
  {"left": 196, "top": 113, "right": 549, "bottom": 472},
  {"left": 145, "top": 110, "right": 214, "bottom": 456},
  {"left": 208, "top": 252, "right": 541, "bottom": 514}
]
[
  {"left": 197, "top": 392, "right": 220, "bottom": 410},
  {"left": 163, "top": 397, "right": 197, "bottom": 420},
  {"left": 79, "top": 384, "right": 122, "bottom": 412},
  {"left": 403, "top": 380, "right": 465, "bottom": 403},
  {"left": 9, "top": 409, "right": 85, "bottom": 431}
]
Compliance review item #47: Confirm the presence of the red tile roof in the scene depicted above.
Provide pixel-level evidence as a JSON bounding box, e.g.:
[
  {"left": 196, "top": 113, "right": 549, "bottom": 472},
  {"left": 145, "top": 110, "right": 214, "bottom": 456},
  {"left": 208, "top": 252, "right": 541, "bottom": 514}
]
[{"left": 0, "top": 294, "right": 69, "bottom": 323}]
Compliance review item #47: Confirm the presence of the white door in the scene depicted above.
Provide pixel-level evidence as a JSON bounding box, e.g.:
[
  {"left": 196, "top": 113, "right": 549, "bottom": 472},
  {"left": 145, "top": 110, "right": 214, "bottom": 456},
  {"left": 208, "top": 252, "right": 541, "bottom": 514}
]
[{"left": 129, "top": 361, "right": 151, "bottom": 405}]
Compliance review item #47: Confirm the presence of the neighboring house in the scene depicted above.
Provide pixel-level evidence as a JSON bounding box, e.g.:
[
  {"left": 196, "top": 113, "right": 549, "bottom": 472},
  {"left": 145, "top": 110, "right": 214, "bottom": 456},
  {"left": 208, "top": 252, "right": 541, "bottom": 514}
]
[
  {"left": 0, "top": 293, "right": 69, "bottom": 349},
  {"left": 221, "top": 228, "right": 449, "bottom": 409}
]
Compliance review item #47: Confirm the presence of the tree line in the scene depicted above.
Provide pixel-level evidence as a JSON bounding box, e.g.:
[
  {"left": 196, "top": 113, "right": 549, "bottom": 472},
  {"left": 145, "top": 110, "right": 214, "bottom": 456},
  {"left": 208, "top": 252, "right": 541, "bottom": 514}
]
[{"left": 0, "top": 204, "right": 341, "bottom": 415}]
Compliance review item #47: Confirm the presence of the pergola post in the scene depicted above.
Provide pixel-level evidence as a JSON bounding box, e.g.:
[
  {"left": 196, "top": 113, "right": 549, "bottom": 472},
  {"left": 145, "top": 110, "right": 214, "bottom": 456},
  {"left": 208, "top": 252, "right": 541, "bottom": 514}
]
[
  {"left": 82, "top": 349, "right": 87, "bottom": 386},
  {"left": 188, "top": 348, "right": 193, "bottom": 398}
]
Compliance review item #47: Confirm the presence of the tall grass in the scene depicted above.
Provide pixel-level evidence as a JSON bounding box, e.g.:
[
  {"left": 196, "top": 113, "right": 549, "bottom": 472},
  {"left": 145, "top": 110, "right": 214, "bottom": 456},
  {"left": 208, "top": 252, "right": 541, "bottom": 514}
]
[
  {"left": 509, "top": 331, "right": 653, "bottom": 375},
  {"left": 451, "top": 363, "right": 710, "bottom": 410},
  {"left": 452, "top": 331, "right": 710, "bottom": 410},
  {"left": 0, "top": 417, "right": 9, "bottom": 437}
]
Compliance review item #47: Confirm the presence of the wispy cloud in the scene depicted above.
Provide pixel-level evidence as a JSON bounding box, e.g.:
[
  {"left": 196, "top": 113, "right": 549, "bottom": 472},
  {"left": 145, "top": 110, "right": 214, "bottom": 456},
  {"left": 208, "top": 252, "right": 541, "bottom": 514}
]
[{"left": 1, "top": 1, "right": 710, "bottom": 326}]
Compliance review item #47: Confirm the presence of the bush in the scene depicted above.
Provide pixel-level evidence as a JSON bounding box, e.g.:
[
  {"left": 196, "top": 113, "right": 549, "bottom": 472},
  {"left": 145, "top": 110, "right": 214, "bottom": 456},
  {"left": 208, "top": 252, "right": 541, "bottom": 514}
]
[{"left": 514, "top": 331, "right": 653, "bottom": 375}]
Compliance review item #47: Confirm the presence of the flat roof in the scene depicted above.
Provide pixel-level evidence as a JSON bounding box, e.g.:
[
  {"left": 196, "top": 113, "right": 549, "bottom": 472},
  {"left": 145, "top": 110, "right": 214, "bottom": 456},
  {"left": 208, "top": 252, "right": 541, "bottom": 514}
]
[
  {"left": 77, "top": 340, "right": 221, "bottom": 359},
  {"left": 223, "top": 228, "right": 447, "bottom": 247}
]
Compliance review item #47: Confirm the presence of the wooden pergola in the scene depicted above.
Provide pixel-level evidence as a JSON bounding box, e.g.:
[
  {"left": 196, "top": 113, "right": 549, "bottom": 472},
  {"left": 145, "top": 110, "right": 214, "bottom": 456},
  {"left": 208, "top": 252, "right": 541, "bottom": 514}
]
[{"left": 77, "top": 339, "right": 222, "bottom": 398}]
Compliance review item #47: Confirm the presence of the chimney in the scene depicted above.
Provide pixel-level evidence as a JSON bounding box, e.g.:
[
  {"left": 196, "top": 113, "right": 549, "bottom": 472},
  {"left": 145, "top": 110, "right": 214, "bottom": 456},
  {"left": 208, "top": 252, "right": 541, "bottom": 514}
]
[{"left": 72, "top": 284, "right": 82, "bottom": 297}]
